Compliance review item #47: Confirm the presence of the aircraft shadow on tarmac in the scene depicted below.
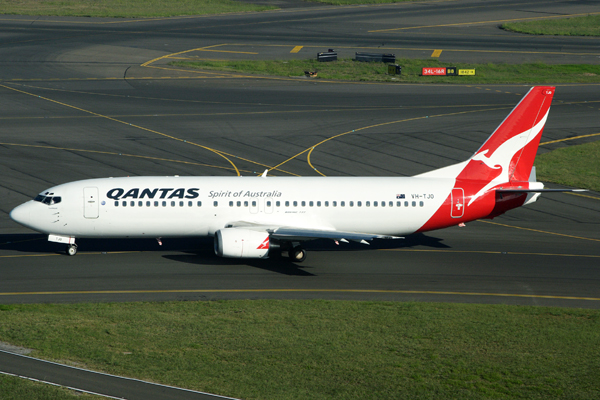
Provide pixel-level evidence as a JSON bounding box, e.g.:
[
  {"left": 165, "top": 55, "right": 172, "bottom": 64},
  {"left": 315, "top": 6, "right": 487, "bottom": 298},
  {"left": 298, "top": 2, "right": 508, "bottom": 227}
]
[{"left": 0, "top": 233, "right": 448, "bottom": 253}]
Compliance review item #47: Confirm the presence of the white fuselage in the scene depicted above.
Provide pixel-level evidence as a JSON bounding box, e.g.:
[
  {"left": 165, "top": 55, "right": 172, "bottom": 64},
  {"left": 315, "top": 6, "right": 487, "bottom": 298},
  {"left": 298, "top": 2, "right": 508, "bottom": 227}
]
[{"left": 12, "top": 175, "right": 454, "bottom": 239}]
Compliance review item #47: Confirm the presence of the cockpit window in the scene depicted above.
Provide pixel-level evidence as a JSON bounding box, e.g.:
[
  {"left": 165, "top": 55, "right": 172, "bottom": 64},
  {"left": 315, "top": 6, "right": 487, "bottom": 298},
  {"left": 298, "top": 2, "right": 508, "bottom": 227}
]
[{"left": 34, "top": 195, "right": 61, "bottom": 205}]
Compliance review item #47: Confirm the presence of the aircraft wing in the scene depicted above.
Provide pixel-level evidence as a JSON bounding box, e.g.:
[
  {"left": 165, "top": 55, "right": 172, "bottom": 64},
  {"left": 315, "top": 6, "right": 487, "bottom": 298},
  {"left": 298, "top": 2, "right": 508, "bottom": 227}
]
[
  {"left": 225, "top": 221, "right": 402, "bottom": 244},
  {"left": 270, "top": 227, "right": 402, "bottom": 243}
]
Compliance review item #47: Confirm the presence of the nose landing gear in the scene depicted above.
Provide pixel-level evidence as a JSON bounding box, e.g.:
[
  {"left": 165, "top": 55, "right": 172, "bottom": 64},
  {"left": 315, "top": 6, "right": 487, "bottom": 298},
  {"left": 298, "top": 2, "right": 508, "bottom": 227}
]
[{"left": 66, "top": 244, "right": 78, "bottom": 256}]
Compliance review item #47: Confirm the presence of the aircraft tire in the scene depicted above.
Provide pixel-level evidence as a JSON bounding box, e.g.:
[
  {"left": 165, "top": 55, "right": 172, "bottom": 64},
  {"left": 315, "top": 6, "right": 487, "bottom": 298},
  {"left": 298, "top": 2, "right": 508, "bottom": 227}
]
[
  {"left": 289, "top": 246, "right": 306, "bottom": 263},
  {"left": 66, "top": 244, "right": 77, "bottom": 256}
]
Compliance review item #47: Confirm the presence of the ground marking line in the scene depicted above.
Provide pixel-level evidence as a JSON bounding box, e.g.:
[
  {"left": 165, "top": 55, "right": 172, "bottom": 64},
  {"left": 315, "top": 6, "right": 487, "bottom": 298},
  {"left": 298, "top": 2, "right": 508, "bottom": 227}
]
[
  {"left": 0, "top": 371, "right": 124, "bottom": 400},
  {"left": 431, "top": 49, "right": 442, "bottom": 58},
  {"left": 478, "top": 220, "right": 600, "bottom": 242},
  {"left": 140, "top": 44, "right": 231, "bottom": 67},
  {"left": 369, "top": 11, "right": 600, "bottom": 32},
  {"left": 290, "top": 46, "right": 303, "bottom": 53},
  {"left": 568, "top": 192, "right": 600, "bottom": 201},
  {"left": 540, "top": 132, "right": 600, "bottom": 146},
  {"left": 302, "top": 106, "right": 513, "bottom": 176},
  {"left": 0, "top": 289, "right": 597, "bottom": 301},
  {"left": 0, "top": 350, "right": 238, "bottom": 400},
  {"left": 0, "top": 142, "right": 241, "bottom": 173},
  {"left": 0, "top": 83, "right": 241, "bottom": 176},
  {"left": 381, "top": 249, "right": 600, "bottom": 258}
]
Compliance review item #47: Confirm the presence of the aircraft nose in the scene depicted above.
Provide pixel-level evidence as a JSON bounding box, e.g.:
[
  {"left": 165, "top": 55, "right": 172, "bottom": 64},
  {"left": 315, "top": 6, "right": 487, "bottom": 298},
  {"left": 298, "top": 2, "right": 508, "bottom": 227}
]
[{"left": 10, "top": 202, "right": 31, "bottom": 227}]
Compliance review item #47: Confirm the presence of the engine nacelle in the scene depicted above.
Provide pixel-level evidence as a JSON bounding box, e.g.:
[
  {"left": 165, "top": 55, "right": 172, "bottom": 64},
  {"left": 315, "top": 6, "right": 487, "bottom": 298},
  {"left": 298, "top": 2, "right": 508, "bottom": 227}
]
[{"left": 214, "top": 228, "right": 270, "bottom": 259}]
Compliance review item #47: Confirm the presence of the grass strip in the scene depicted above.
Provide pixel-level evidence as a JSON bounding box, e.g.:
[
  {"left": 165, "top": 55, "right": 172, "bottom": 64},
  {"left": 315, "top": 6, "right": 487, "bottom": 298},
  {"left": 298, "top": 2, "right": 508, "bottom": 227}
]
[
  {"left": 0, "top": 300, "right": 599, "bottom": 400},
  {"left": 0, "top": 0, "right": 275, "bottom": 18},
  {"left": 503, "top": 15, "right": 600, "bottom": 36},
  {"left": 172, "top": 58, "right": 600, "bottom": 84},
  {"left": 0, "top": 374, "right": 103, "bottom": 399},
  {"left": 537, "top": 140, "right": 600, "bottom": 192}
]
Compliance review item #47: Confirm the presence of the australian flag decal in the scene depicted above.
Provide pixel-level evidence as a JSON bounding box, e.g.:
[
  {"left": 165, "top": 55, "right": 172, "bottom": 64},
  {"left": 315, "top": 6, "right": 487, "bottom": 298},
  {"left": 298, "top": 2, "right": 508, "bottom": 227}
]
[{"left": 396, "top": 194, "right": 405, "bottom": 199}]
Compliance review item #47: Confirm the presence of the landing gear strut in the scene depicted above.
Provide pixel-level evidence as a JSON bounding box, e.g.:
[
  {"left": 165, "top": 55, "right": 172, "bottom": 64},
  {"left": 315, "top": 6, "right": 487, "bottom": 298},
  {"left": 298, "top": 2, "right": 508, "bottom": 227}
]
[
  {"left": 289, "top": 246, "right": 306, "bottom": 263},
  {"left": 66, "top": 244, "right": 78, "bottom": 256}
]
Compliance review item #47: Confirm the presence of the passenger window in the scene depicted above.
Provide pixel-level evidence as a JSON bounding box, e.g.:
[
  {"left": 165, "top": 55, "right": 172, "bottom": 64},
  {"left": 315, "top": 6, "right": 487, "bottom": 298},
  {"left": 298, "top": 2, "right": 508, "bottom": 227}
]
[
  {"left": 171, "top": 201, "right": 175, "bottom": 207},
  {"left": 237, "top": 201, "right": 241, "bottom": 207},
  {"left": 147, "top": 201, "right": 151, "bottom": 207},
  {"left": 374, "top": 201, "right": 378, "bottom": 207},
  {"left": 317, "top": 201, "right": 321, "bottom": 207},
  {"left": 229, "top": 201, "right": 234, "bottom": 207},
  {"left": 412, "top": 201, "right": 416, "bottom": 207},
  {"left": 188, "top": 201, "right": 192, "bottom": 207},
  {"left": 267, "top": 201, "right": 272, "bottom": 207},
  {"left": 130, "top": 201, "right": 135, "bottom": 207},
  {"left": 214, "top": 201, "right": 218, "bottom": 207},
  {"left": 325, "top": 201, "right": 329, "bottom": 207},
  {"left": 420, "top": 201, "right": 424, "bottom": 207},
  {"left": 276, "top": 201, "right": 280, "bottom": 207},
  {"left": 350, "top": 201, "right": 354, "bottom": 207},
  {"left": 155, "top": 201, "right": 159, "bottom": 207},
  {"left": 285, "top": 201, "right": 290, "bottom": 207},
  {"left": 139, "top": 201, "right": 143, "bottom": 207},
  {"left": 381, "top": 201, "right": 385, "bottom": 207},
  {"left": 366, "top": 201, "right": 370, "bottom": 207},
  {"left": 293, "top": 201, "right": 298, "bottom": 207},
  {"left": 357, "top": 201, "right": 361, "bottom": 207},
  {"left": 404, "top": 201, "right": 409, "bottom": 207},
  {"left": 162, "top": 201, "right": 167, "bottom": 207},
  {"left": 197, "top": 201, "right": 202, "bottom": 207},
  {"left": 309, "top": 201, "right": 313, "bottom": 207},
  {"left": 244, "top": 201, "right": 248, "bottom": 207},
  {"left": 397, "top": 201, "right": 401, "bottom": 207},
  {"left": 341, "top": 201, "right": 345, "bottom": 207},
  {"left": 301, "top": 201, "right": 306, "bottom": 207},
  {"left": 389, "top": 201, "right": 393, "bottom": 207},
  {"left": 252, "top": 201, "right": 257, "bottom": 207},
  {"left": 115, "top": 201, "right": 119, "bottom": 207},
  {"left": 333, "top": 201, "right": 337, "bottom": 207},
  {"left": 122, "top": 201, "right": 127, "bottom": 207}
]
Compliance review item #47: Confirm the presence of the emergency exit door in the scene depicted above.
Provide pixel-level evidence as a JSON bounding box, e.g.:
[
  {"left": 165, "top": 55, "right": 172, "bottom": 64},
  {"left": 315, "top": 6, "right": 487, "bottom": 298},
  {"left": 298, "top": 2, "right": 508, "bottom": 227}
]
[
  {"left": 451, "top": 188, "right": 464, "bottom": 218},
  {"left": 83, "top": 187, "right": 99, "bottom": 219}
]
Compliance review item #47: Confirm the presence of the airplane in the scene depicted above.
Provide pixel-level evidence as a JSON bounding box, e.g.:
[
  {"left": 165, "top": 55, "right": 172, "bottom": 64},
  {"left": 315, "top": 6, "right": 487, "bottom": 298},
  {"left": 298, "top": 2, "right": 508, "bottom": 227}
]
[{"left": 9, "top": 86, "right": 584, "bottom": 262}]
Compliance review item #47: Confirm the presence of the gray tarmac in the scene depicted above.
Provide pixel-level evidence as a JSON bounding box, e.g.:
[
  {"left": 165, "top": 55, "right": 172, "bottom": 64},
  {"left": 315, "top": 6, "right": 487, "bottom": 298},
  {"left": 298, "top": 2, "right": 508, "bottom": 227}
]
[
  {"left": 1, "top": 0, "right": 599, "bottom": 310},
  {"left": 0, "top": 1, "right": 600, "bottom": 397}
]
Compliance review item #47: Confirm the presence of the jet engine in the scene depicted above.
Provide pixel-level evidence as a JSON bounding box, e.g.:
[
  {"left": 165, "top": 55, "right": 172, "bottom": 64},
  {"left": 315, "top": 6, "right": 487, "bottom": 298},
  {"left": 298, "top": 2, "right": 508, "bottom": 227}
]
[{"left": 214, "top": 228, "right": 270, "bottom": 259}]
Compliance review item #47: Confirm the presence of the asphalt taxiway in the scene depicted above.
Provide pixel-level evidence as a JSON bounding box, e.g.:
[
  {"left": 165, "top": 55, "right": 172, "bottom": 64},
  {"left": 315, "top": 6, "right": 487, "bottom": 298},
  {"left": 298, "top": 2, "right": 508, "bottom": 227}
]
[{"left": 1, "top": 0, "right": 600, "bottom": 310}]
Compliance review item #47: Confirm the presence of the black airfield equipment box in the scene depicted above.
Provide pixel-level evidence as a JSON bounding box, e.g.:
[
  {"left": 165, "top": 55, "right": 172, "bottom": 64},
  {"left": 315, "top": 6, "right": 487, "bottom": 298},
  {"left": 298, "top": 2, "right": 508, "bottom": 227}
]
[
  {"left": 317, "top": 49, "right": 337, "bottom": 62},
  {"left": 355, "top": 52, "right": 395, "bottom": 63}
]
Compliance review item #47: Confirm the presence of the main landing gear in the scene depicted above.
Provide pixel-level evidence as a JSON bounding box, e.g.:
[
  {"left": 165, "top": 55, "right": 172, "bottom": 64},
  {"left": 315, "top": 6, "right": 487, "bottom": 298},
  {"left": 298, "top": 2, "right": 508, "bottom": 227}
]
[
  {"left": 288, "top": 245, "right": 306, "bottom": 263},
  {"left": 66, "top": 244, "right": 78, "bottom": 256}
]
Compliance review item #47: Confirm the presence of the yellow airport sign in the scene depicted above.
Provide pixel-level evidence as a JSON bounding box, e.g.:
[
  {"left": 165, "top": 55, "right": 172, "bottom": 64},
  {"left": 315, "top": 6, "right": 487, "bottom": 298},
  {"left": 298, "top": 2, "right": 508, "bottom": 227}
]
[{"left": 459, "top": 69, "right": 476, "bottom": 76}]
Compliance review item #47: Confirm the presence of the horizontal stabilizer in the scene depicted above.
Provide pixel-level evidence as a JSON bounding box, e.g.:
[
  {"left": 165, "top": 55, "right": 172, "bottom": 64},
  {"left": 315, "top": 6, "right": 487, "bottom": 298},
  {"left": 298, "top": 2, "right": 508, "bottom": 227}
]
[{"left": 496, "top": 188, "right": 587, "bottom": 193}]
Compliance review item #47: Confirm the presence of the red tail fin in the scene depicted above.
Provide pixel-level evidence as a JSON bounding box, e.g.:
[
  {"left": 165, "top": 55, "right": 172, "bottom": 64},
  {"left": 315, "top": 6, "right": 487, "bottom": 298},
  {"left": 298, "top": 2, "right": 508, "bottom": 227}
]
[{"left": 469, "top": 86, "right": 555, "bottom": 182}]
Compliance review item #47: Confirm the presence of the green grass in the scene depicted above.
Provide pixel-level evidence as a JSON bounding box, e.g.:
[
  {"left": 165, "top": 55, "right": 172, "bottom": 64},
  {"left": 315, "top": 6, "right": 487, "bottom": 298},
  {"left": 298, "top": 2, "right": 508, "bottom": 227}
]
[
  {"left": 172, "top": 58, "right": 600, "bottom": 84},
  {"left": 537, "top": 140, "right": 600, "bottom": 192},
  {"left": 0, "top": 0, "right": 275, "bottom": 18},
  {"left": 503, "top": 15, "right": 600, "bottom": 36},
  {"left": 0, "top": 374, "right": 103, "bottom": 399},
  {"left": 1, "top": 300, "right": 599, "bottom": 399}
]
